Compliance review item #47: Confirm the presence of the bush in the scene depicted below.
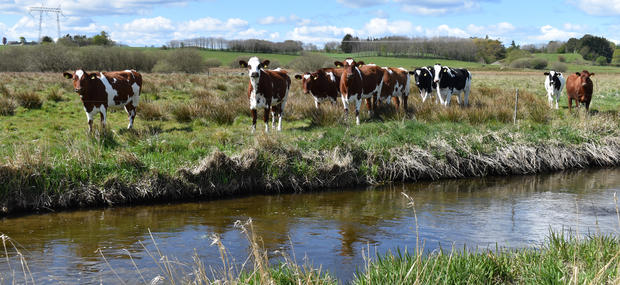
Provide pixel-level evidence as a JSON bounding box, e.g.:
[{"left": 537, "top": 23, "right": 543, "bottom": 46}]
[
  {"left": 138, "top": 101, "right": 167, "bottom": 121},
  {"left": 204, "top": 58, "right": 222, "bottom": 68},
  {"left": 550, "top": 62, "right": 568, "bottom": 72},
  {"left": 0, "top": 97, "right": 18, "bottom": 116},
  {"left": 13, "top": 90, "right": 43, "bottom": 109},
  {"left": 46, "top": 85, "right": 65, "bottom": 102},
  {"left": 558, "top": 55, "right": 566, "bottom": 62},
  {"left": 153, "top": 48, "right": 205, "bottom": 73},
  {"left": 509, "top": 58, "right": 548, "bottom": 69},
  {"left": 595, "top": 56, "right": 608, "bottom": 66},
  {"left": 286, "top": 52, "right": 333, "bottom": 72}
]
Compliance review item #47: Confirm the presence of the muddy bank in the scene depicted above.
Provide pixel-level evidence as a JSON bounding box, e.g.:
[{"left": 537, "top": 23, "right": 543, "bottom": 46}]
[{"left": 2, "top": 137, "right": 620, "bottom": 216}]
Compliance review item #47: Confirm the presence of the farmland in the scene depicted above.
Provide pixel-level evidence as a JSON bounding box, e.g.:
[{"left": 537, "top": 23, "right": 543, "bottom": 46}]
[{"left": 0, "top": 66, "right": 619, "bottom": 214}]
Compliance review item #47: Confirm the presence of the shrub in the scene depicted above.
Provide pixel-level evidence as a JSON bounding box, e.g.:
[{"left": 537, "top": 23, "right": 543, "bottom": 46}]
[
  {"left": 558, "top": 55, "right": 566, "bottom": 62},
  {"left": 171, "top": 103, "right": 199, "bottom": 122},
  {"left": 286, "top": 52, "right": 333, "bottom": 72},
  {"left": 152, "top": 48, "right": 205, "bottom": 73},
  {"left": 595, "top": 56, "right": 608, "bottom": 66},
  {"left": 13, "top": 90, "right": 43, "bottom": 109},
  {"left": 46, "top": 85, "right": 65, "bottom": 102},
  {"left": 138, "top": 101, "right": 167, "bottom": 121},
  {"left": 0, "top": 97, "right": 18, "bottom": 116},
  {"left": 509, "top": 58, "right": 548, "bottom": 69},
  {"left": 204, "top": 58, "right": 222, "bottom": 68},
  {"left": 550, "top": 61, "right": 568, "bottom": 72}
]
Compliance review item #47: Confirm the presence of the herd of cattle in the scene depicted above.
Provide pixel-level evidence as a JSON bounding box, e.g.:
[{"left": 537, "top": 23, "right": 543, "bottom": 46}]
[{"left": 61, "top": 56, "right": 596, "bottom": 132}]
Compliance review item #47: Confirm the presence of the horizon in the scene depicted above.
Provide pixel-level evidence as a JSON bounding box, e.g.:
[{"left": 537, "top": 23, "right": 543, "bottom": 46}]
[{"left": 0, "top": 0, "right": 619, "bottom": 47}]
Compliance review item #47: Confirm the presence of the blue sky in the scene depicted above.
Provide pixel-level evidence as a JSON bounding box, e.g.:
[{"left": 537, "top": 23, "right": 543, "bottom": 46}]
[{"left": 1, "top": 0, "right": 619, "bottom": 47}]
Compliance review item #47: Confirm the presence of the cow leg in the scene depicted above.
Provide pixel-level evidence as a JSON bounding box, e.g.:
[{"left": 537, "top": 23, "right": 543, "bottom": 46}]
[
  {"left": 271, "top": 110, "right": 276, "bottom": 129},
  {"left": 392, "top": 96, "right": 400, "bottom": 111},
  {"left": 437, "top": 89, "right": 446, "bottom": 106},
  {"left": 366, "top": 98, "right": 373, "bottom": 116},
  {"left": 463, "top": 90, "right": 470, "bottom": 107},
  {"left": 251, "top": 109, "right": 257, "bottom": 133},
  {"left": 315, "top": 99, "right": 319, "bottom": 109},
  {"left": 124, "top": 103, "right": 136, "bottom": 129},
  {"left": 263, "top": 107, "right": 270, "bottom": 133},
  {"left": 402, "top": 95, "right": 408, "bottom": 111},
  {"left": 455, "top": 93, "right": 461, "bottom": 106},
  {"left": 85, "top": 108, "right": 96, "bottom": 133},
  {"left": 547, "top": 92, "right": 553, "bottom": 108},
  {"left": 445, "top": 92, "right": 452, "bottom": 106},
  {"left": 355, "top": 99, "right": 363, "bottom": 125},
  {"left": 341, "top": 95, "right": 349, "bottom": 115},
  {"left": 585, "top": 101, "right": 590, "bottom": 111},
  {"left": 554, "top": 94, "right": 559, "bottom": 109},
  {"left": 272, "top": 105, "right": 283, "bottom": 131}
]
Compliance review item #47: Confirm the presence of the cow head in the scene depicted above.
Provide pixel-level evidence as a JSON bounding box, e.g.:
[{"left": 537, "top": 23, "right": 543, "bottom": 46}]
[
  {"left": 294, "top": 72, "right": 316, "bottom": 94},
  {"left": 544, "top": 71, "right": 563, "bottom": 90},
  {"left": 576, "top": 70, "right": 594, "bottom": 86},
  {"left": 334, "top": 58, "right": 363, "bottom": 82},
  {"left": 63, "top": 69, "right": 98, "bottom": 95},
  {"left": 433, "top": 64, "right": 453, "bottom": 84},
  {"left": 239, "top": 57, "right": 269, "bottom": 81}
]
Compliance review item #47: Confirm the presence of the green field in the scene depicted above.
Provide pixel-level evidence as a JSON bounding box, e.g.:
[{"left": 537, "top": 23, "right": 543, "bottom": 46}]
[{"left": 0, "top": 69, "right": 619, "bottom": 214}]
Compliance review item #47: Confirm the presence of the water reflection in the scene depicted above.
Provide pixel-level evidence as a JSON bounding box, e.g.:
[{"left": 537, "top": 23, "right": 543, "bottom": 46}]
[{"left": 1, "top": 168, "right": 619, "bottom": 284}]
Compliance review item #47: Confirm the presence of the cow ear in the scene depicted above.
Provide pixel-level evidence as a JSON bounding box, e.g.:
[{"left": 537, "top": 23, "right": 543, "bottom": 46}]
[
  {"left": 262, "top": 60, "right": 270, "bottom": 68},
  {"left": 63, "top": 72, "right": 73, "bottom": 79},
  {"left": 294, "top": 74, "right": 302, "bottom": 80},
  {"left": 334, "top": 61, "right": 343, "bottom": 67},
  {"left": 590, "top": 73, "right": 595, "bottom": 76},
  {"left": 89, "top": 73, "right": 97, "bottom": 80},
  {"left": 544, "top": 72, "right": 550, "bottom": 75},
  {"left": 575, "top": 72, "right": 581, "bottom": 76},
  {"left": 239, "top": 60, "right": 248, "bottom": 68},
  {"left": 357, "top": 61, "right": 365, "bottom": 66}
]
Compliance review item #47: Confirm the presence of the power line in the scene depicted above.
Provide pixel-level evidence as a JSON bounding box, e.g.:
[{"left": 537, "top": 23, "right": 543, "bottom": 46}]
[{"left": 28, "top": 6, "right": 63, "bottom": 42}]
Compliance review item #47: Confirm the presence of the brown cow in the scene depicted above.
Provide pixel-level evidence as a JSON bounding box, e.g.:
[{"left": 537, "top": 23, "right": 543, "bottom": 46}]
[
  {"left": 378, "top": 66, "right": 410, "bottom": 111},
  {"left": 239, "top": 57, "right": 291, "bottom": 133},
  {"left": 63, "top": 69, "right": 142, "bottom": 132},
  {"left": 294, "top": 67, "right": 343, "bottom": 108},
  {"left": 565, "top": 70, "right": 594, "bottom": 111},
  {"left": 334, "top": 58, "right": 384, "bottom": 125}
]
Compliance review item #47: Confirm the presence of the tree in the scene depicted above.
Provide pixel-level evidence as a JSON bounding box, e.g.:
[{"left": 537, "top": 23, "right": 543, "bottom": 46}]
[
  {"left": 2, "top": 37, "right": 6, "bottom": 45},
  {"left": 92, "top": 31, "right": 113, "bottom": 46},
  {"left": 341, "top": 34, "right": 354, "bottom": 53},
  {"left": 579, "top": 34, "right": 614, "bottom": 62},
  {"left": 41, "top": 36, "right": 53, "bottom": 44},
  {"left": 472, "top": 37, "right": 506, "bottom": 63},
  {"left": 19, "top": 37, "right": 26, "bottom": 44}
]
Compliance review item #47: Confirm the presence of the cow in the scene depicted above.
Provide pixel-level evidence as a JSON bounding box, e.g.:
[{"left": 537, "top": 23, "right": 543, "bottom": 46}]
[
  {"left": 63, "top": 69, "right": 142, "bottom": 132},
  {"left": 294, "top": 67, "right": 343, "bottom": 108},
  {"left": 378, "top": 67, "right": 411, "bottom": 111},
  {"left": 565, "top": 70, "right": 594, "bottom": 111},
  {"left": 409, "top": 66, "right": 438, "bottom": 103},
  {"left": 239, "top": 57, "right": 291, "bottom": 133},
  {"left": 433, "top": 64, "right": 472, "bottom": 106},
  {"left": 334, "top": 58, "right": 384, "bottom": 125},
  {"left": 543, "top": 70, "right": 566, "bottom": 109}
]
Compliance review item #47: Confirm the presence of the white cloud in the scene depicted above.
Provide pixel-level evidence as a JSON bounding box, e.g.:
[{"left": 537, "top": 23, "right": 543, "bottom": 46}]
[
  {"left": 181, "top": 17, "right": 248, "bottom": 33},
  {"left": 337, "top": 0, "right": 389, "bottom": 8},
  {"left": 269, "top": 32, "right": 280, "bottom": 39},
  {"left": 530, "top": 25, "right": 579, "bottom": 41},
  {"left": 569, "top": 0, "right": 620, "bottom": 16},
  {"left": 396, "top": 0, "right": 492, "bottom": 15},
  {"left": 287, "top": 25, "right": 356, "bottom": 44},
  {"left": 258, "top": 14, "right": 311, "bottom": 26},
  {"left": 424, "top": 24, "right": 469, "bottom": 38},
  {"left": 123, "top": 17, "right": 175, "bottom": 33},
  {"left": 363, "top": 18, "right": 416, "bottom": 37}
]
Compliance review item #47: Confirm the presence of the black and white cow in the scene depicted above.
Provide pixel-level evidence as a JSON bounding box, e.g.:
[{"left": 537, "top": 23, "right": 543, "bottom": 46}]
[
  {"left": 409, "top": 66, "right": 437, "bottom": 103},
  {"left": 433, "top": 64, "right": 472, "bottom": 106},
  {"left": 543, "top": 70, "right": 565, "bottom": 109}
]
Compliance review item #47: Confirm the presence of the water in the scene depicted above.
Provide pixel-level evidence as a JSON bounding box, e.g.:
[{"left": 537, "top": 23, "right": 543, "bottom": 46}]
[{"left": 1, "top": 168, "right": 619, "bottom": 284}]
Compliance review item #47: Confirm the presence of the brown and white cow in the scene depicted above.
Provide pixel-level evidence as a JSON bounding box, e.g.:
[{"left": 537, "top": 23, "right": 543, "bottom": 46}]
[
  {"left": 63, "top": 69, "right": 142, "bottom": 132},
  {"left": 566, "top": 70, "right": 594, "bottom": 111},
  {"left": 239, "top": 57, "right": 291, "bottom": 133},
  {"left": 294, "top": 67, "right": 343, "bottom": 108},
  {"left": 378, "top": 67, "right": 410, "bottom": 111},
  {"left": 334, "top": 58, "right": 384, "bottom": 125}
]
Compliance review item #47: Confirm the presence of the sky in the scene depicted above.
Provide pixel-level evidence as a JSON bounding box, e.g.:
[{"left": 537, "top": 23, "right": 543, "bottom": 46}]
[{"left": 0, "top": 0, "right": 619, "bottom": 47}]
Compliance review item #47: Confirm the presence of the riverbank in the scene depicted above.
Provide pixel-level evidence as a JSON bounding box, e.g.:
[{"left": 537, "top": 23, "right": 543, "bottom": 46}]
[{"left": 1, "top": 72, "right": 619, "bottom": 215}]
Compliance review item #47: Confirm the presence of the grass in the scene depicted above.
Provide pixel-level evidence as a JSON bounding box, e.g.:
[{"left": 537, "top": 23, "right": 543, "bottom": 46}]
[{"left": 0, "top": 71, "right": 619, "bottom": 214}]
